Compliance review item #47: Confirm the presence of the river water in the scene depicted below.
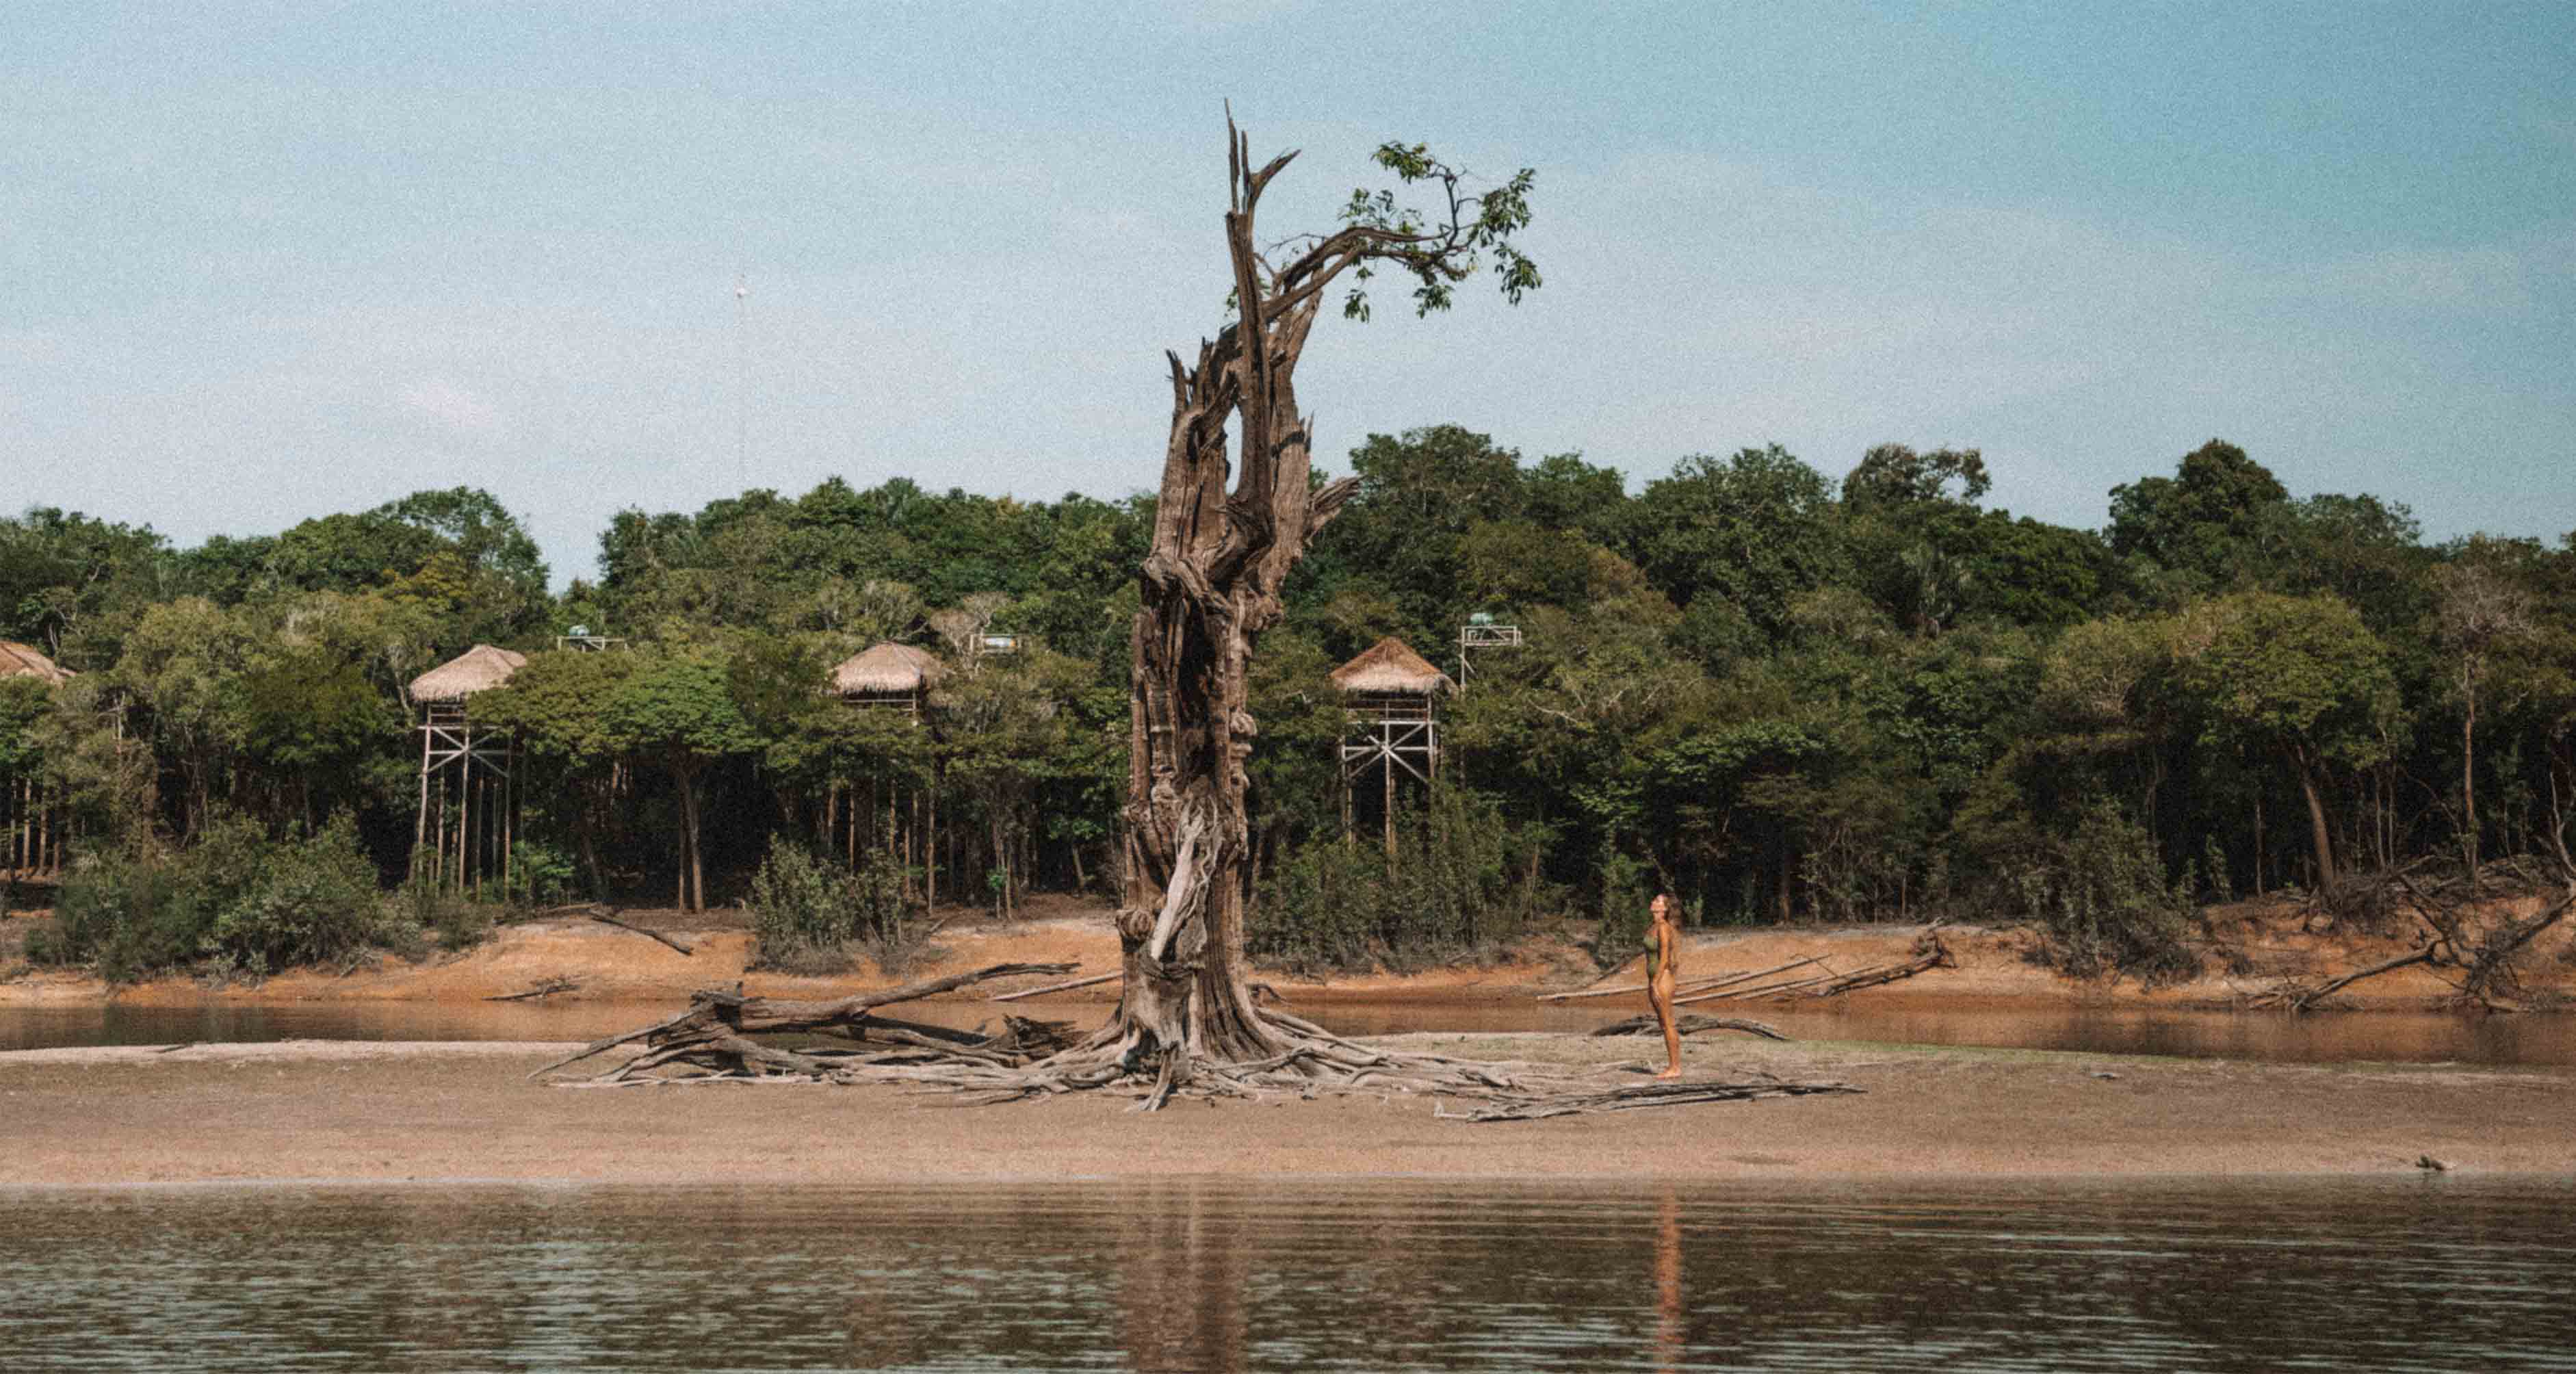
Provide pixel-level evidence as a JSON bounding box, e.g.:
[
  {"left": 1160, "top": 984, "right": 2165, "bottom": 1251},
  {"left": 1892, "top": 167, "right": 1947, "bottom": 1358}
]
[{"left": 4, "top": 1177, "right": 2571, "bottom": 1371}]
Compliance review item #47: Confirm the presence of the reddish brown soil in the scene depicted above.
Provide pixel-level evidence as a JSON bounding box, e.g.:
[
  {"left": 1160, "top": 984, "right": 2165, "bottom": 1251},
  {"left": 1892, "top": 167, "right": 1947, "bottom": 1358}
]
[{"left": 8, "top": 890, "right": 2566, "bottom": 1012}]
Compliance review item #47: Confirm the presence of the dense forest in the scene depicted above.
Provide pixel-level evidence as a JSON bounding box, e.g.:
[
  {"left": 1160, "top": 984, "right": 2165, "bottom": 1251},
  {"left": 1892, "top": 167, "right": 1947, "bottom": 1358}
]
[{"left": 5, "top": 429, "right": 2573, "bottom": 978}]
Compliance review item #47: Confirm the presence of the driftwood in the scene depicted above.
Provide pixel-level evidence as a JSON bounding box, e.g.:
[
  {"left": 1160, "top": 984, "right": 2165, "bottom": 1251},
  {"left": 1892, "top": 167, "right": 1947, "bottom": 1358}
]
[
  {"left": 1538, "top": 956, "right": 1824, "bottom": 1004},
  {"left": 486, "top": 976, "right": 580, "bottom": 1002},
  {"left": 1591, "top": 1013, "right": 1789, "bottom": 1041},
  {"left": 1805, "top": 931, "right": 1955, "bottom": 998},
  {"left": 2247, "top": 948, "right": 2439, "bottom": 1011},
  {"left": 529, "top": 961, "right": 1075, "bottom": 1079},
  {"left": 586, "top": 911, "right": 694, "bottom": 956},
  {"left": 1661, "top": 931, "right": 1953, "bottom": 1005},
  {"left": 543, "top": 959, "right": 1860, "bottom": 1120},
  {"left": 2254, "top": 822, "right": 2575, "bottom": 1012},
  {"left": 990, "top": 970, "right": 1119, "bottom": 1002},
  {"left": 1434, "top": 1076, "right": 1861, "bottom": 1123},
  {"left": 1681, "top": 968, "right": 1842, "bottom": 1003}
]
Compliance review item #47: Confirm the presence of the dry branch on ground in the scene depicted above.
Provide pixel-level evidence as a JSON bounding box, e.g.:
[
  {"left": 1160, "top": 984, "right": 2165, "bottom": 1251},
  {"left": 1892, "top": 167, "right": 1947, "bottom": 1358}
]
[
  {"left": 1591, "top": 1013, "right": 1788, "bottom": 1041},
  {"left": 538, "top": 963, "right": 1858, "bottom": 1119}
]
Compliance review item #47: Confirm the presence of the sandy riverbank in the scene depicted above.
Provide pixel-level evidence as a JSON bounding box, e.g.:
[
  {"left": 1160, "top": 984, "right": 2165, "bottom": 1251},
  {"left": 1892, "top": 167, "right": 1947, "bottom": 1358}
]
[
  {"left": 4, "top": 1034, "right": 2569, "bottom": 1187},
  {"left": 10, "top": 890, "right": 2566, "bottom": 1012}
]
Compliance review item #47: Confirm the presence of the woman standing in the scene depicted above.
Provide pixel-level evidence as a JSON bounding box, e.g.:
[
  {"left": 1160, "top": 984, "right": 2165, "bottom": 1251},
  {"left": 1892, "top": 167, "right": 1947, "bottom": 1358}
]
[{"left": 1645, "top": 892, "right": 1682, "bottom": 1078}]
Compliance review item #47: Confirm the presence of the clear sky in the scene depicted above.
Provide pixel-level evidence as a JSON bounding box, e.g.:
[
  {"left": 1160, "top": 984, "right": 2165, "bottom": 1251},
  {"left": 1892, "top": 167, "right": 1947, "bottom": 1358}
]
[{"left": 10, "top": 2, "right": 2572, "bottom": 584}]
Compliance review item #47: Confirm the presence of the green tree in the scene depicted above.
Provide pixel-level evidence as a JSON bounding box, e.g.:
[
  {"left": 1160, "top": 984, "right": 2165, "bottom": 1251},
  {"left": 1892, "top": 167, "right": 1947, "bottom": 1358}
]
[
  {"left": 1630, "top": 445, "right": 1845, "bottom": 646},
  {"left": 601, "top": 649, "right": 756, "bottom": 912},
  {"left": 471, "top": 647, "right": 641, "bottom": 897},
  {"left": 2432, "top": 540, "right": 2539, "bottom": 883},
  {"left": 2107, "top": 439, "right": 2293, "bottom": 601},
  {"left": 2172, "top": 591, "right": 2398, "bottom": 890}
]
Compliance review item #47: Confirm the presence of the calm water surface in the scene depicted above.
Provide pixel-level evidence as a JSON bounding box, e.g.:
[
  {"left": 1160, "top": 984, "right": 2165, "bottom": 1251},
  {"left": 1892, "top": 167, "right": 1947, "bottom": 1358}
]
[
  {"left": 5, "top": 996, "right": 2573, "bottom": 1067},
  {"left": 3, "top": 1177, "right": 2571, "bottom": 1371}
]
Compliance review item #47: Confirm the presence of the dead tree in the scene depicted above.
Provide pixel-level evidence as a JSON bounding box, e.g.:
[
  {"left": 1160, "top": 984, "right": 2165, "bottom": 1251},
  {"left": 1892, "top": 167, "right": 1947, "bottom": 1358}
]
[
  {"left": 1099, "top": 114, "right": 1536, "bottom": 1075},
  {"left": 547, "top": 118, "right": 1858, "bottom": 1118},
  {"left": 2255, "top": 810, "right": 2576, "bottom": 1012}
]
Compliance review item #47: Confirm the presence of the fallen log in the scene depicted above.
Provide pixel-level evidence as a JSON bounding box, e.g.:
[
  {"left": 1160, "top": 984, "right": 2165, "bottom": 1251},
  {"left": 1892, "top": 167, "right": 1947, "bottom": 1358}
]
[
  {"left": 486, "top": 976, "right": 580, "bottom": 1002},
  {"left": 588, "top": 912, "right": 693, "bottom": 956},
  {"left": 1591, "top": 1013, "right": 1789, "bottom": 1041},
  {"left": 1795, "top": 927, "right": 1955, "bottom": 1000},
  {"left": 537, "top": 961, "right": 1078, "bottom": 1079},
  {"left": 1681, "top": 968, "right": 1844, "bottom": 1003},
  {"left": 1538, "top": 956, "right": 1823, "bottom": 1004},
  {"left": 990, "top": 970, "right": 1117, "bottom": 1002},
  {"left": 2250, "top": 948, "right": 2439, "bottom": 1011},
  {"left": 1435, "top": 1076, "right": 1861, "bottom": 1122}
]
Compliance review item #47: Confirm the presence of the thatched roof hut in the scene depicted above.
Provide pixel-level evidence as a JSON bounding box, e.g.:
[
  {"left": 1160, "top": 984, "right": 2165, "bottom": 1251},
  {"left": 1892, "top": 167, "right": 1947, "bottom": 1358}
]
[
  {"left": 0, "top": 640, "right": 73, "bottom": 686},
  {"left": 408, "top": 645, "right": 528, "bottom": 705},
  {"left": 1330, "top": 637, "right": 1453, "bottom": 697},
  {"left": 833, "top": 641, "right": 942, "bottom": 697}
]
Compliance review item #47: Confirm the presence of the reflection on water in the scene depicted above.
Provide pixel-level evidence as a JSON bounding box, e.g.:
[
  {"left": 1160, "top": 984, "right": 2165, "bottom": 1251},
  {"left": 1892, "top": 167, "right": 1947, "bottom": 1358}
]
[
  {"left": 2, "top": 1177, "right": 2571, "bottom": 1371},
  {"left": 6, "top": 994, "right": 2574, "bottom": 1067}
]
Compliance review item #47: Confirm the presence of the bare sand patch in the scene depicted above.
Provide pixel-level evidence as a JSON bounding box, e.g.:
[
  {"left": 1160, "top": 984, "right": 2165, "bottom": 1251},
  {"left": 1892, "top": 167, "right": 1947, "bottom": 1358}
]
[{"left": 5, "top": 1035, "right": 2567, "bottom": 1187}]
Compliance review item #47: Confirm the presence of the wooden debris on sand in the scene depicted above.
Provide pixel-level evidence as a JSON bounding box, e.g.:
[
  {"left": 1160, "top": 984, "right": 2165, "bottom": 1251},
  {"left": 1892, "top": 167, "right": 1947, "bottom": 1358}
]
[
  {"left": 2249, "top": 843, "right": 2574, "bottom": 1013},
  {"left": 540, "top": 961, "right": 1862, "bottom": 1122},
  {"left": 989, "top": 970, "right": 1119, "bottom": 1002},
  {"left": 1676, "top": 927, "right": 1956, "bottom": 1003},
  {"left": 532, "top": 961, "right": 1078, "bottom": 1082},
  {"left": 486, "top": 976, "right": 580, "bottom": 1002},
  {"left": 1436, "top": 1075, "right": 1862, "bottom": 1122},
  {"left": 1591, "top": 1013, "right": 1788, "bottom": 1041},
  {"left": 586, "top": 909, "right": 693, "bottom": 956},
  {"left": 1538, "top": 956, "right": 1823, "bottom": 1004}
]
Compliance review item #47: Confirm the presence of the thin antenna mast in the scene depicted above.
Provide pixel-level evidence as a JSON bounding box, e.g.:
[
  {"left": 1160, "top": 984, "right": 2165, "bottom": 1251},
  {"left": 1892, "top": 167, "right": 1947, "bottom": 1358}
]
[{"left": 733, "top": 272, "right": 751, "bottom": 493}]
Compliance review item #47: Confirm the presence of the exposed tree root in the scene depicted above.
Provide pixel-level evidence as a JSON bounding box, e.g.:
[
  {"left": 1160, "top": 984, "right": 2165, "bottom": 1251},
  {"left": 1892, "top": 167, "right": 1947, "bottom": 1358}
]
[
  {"left": 2252, "top": 833, "right": 2575, "bottom": 1013},
  {"left": 538, "top": 967, "right": 1860, "bottom": 1121}
]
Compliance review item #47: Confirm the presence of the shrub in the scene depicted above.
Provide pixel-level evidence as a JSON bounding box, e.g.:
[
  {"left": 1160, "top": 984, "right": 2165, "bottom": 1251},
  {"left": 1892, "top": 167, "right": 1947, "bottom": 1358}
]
[
  {"left": 42, "top": 812, "right": 406, "bottom": 982},
  {"left": 2012, "top": 799, "right": 2202, "bottom": 987},
  {"left": 1590, "top": 844, "right": 1656, "bottom": 972},
  {"left": 1250, "top": 785, "right": 1550, "bottom": 975},
  {"left": 504, "top": 842, "right": 578, "bottom": 907},
  {"left": 202, "top": 815, "right": 388, "bottom": 976},
  {"left": 392, "top": 872, "right": 491, "bottom": 955},
  {"left": 749, "top": 840, "right": 918, "bottom": 975}
]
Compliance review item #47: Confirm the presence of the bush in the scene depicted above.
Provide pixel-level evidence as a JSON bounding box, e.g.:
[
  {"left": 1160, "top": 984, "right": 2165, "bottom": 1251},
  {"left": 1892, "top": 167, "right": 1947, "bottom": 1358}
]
[
  {"left": 393, "top": 872, "right": 491, "bottom": 955},
  {"left": 1590, "top": 845, "right": 1656, "bottom": 972},
  {"left": 506, "top": 842, "right": 579, "bottom": 907},
  {"left": 40, "top": 812, "right": 407, "bottom": 983},
  {"left": 749, "top": 840, "right": 918, "bottom": 975},
  {"left": 2012, "top": 800, "right": 2202, "bottom": 987},
  {"left": 1250, "top": 785, "right": 1550, "bottom": 975}
]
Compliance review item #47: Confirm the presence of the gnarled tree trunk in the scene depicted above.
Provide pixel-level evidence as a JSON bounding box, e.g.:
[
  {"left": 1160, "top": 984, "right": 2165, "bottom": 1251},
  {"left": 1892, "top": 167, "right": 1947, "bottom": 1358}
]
[{"left": 1103, "top": 143, "right": 1355, "bottom": 1072}]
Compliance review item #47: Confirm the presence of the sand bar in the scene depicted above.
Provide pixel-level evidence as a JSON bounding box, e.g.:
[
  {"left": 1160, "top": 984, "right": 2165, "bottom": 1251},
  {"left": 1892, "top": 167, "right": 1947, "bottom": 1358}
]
[{"left": 5, "top": 1034, "right": 2569, "bottom": 1187}]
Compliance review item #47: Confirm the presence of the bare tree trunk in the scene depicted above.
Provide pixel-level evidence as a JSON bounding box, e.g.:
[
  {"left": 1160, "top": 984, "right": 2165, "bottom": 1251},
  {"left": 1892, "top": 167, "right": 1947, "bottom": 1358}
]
[
  {"left": 2462, "top": 680, "right": 2480, "bottom": 888},
  {"left": 2295, "top": 752, "right": 2338, "bottom": 892},
  {"left": 1102, "top": 124, "right": 1369, "bottom": 1070},
  {"left": 675, "top": 767, "right": 705, "bottom": 913}
]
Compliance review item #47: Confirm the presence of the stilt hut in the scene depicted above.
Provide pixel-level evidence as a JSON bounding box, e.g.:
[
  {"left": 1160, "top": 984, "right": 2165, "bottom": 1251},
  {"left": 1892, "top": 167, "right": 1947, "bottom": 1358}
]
[
  {"left": 1332, "top": 636, "right": 1452, "bottom": 855},
  {"left": 1, "top": 641, "right": 73, "bottom": 879},
  {"left": 828, "top": 640, "right": 943, "bottom": 905},
  {"left": 832, "top": 641, "right": 941, "bottom": 714},
  {"left": 408, "top": 645, "right": 525, "bottom": 891}
]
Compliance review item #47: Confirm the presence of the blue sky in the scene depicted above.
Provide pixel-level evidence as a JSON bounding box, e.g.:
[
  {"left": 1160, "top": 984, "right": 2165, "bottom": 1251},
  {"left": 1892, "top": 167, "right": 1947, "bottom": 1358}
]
[{"left": 9, "top": 2, "right": 2572, "bottom": 584}]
